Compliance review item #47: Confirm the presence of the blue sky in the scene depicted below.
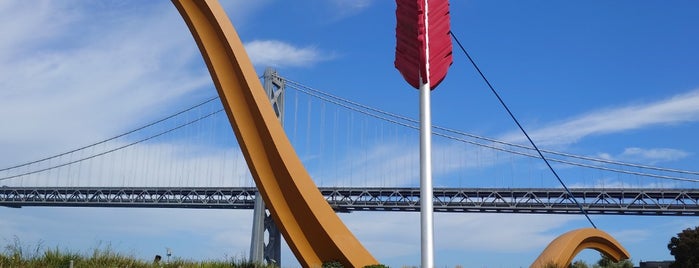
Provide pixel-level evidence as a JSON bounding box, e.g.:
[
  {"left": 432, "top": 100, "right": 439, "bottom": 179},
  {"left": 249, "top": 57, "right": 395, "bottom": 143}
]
[{"left": 1, "top": 0, "right": 699, "bottom": 267}]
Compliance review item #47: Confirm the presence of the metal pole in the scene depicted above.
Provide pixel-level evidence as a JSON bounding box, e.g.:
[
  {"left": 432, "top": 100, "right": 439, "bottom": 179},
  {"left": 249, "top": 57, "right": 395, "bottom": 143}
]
[
  {"left": 420, "top": 0, "right": 434, "bottom": 266},
  {"left": 420, "top": 77, "right": 434, "bottom": 268}
]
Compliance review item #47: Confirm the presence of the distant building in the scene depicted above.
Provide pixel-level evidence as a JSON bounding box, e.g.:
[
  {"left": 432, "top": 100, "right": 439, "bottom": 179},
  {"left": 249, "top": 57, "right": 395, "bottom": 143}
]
[{"left": 637, "top": 260, "right": 673, "bottom": 268}]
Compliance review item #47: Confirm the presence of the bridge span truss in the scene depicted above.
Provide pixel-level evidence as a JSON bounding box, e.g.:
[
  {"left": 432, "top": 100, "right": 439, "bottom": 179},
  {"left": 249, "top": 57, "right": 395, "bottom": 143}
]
[{"left": 1, "top": 187, "right": 697, "bottom": 216}]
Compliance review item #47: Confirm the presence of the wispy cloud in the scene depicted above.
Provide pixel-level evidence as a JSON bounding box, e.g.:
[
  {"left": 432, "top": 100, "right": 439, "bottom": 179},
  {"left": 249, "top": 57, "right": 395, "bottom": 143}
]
[
  {"left": 0, "top": 1, "right": 339, "bottom": 166},
  {"left": 0, "top": 207, "right": 256, "bottom": 261},
  {"left": 0, "top": 1, "right": 215, "bottom": 163},
  {"left": 0, "top": 1, "right": 77, "bottom": 61},
  {"left": 322, "top": 0, "right": 373, "bottom": 20},
  {"left": 340, "top": 212, "right": 579, "bottom": 266},
  {"left": 219, "top": 0, "right": 272, "bottom": 28},
  {"left": 502, "top": 89, "right": 699, "bottom": 146},
  {"left": 0, "top": 137, "right": 255, "bottom": 188},
  {"left": 618, "top": 147, "right": 690, "bottom": 164},
  {"left": 303, "top": 136, "right": 505, "bottom": 188},
  {"left": 0, "top": 1, "right": 326, "bottom": 267},
  {"left": 609, "top": 229, "right": 651, "bottom": 243},
  {"left": 568, "top": 178, "right": 678, "bottom": 189},
  {"left": 595, "top": 147, "right": 690, "bottom": 167},
  {"left": 331, "top": 0, "right": 372, "bottom": 14},
  {"left": 244, "top": 40, "right": 330, "bottom": 68}
]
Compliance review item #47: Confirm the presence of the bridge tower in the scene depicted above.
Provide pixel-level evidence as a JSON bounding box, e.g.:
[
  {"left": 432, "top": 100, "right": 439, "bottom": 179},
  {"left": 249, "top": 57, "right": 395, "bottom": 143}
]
[{"left": 249, "top": 67, "right": 283, "bottom": 265}]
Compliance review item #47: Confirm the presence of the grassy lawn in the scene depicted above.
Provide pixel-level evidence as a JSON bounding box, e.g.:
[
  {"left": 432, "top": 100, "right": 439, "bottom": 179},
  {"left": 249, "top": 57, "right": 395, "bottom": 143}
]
[{"left": 0, "top": 239, "right": 273, "bottom": 268}]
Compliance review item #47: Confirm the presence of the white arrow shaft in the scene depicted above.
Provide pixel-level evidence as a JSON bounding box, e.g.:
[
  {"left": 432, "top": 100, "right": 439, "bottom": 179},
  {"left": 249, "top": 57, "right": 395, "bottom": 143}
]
[{"left": 420, "top": 0, "right": 434, "bottom": 267}]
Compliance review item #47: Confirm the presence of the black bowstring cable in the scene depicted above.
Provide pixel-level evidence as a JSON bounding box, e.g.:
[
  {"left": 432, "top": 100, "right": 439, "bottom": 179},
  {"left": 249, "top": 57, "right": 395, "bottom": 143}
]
[{"left": 449, "top": 31, "right": 597, "bottom": 228}]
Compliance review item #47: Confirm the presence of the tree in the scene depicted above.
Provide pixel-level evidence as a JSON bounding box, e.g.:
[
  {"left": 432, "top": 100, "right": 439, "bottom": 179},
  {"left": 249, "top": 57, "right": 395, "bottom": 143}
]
[
  {"left": 570, "top": 260, "right": 589, "bottom": 268},
  {"left": 592, "top": 253, "right": 632, "bottom": 268},
  {"left": 668, "top": 226, "right": 699, "bottom": 268}
]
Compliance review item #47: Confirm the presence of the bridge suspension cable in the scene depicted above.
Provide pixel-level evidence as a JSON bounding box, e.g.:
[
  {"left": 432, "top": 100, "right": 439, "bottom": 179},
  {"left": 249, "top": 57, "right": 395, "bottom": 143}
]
[
  {"left": 4, "top": 76, "right": 699, "bottom": 186},
  {"left": 0, "top": 96, "right": 221, "bottom": 173},
  {"left": 0, "top": 98, "right": 224, "bottom": 181},
  {"left": 279, "top": 75, "right": 699, "bottom": 184}
]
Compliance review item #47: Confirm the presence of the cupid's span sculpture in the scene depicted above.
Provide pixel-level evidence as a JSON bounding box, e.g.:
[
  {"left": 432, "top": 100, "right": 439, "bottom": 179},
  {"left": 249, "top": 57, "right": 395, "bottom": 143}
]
[
  {"left": 172, "top": 1, "right": 630, "bottom": 267},
  {"left": 172, "top": 0, "right": 377, "bottom": 267}
]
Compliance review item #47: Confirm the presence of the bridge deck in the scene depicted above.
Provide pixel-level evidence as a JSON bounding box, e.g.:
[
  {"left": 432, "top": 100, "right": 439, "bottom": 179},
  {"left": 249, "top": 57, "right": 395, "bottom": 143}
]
[{"left": 1, "top": 187, "right": 698, "bottom": 216}]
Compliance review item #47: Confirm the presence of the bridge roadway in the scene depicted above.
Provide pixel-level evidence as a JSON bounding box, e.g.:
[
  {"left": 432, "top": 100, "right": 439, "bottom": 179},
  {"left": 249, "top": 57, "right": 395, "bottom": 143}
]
[{"left": 1, "top": 187, "right": 698, "bottom": 216}]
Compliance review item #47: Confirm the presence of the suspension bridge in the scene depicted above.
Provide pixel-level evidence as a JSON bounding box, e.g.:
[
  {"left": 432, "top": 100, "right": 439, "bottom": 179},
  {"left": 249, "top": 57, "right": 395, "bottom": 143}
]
[
  {"left": 3, "top": 69, "right": 698, "bottom": 214},
  {"left": 1, "top": 186, "right": 697, "bottom": 216},
  {"left": 2, "top": 69, "right": 698, "bottom": 264}
]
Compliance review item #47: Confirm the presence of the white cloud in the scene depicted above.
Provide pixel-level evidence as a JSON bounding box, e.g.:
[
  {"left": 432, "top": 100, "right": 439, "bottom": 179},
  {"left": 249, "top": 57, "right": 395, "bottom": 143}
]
[
  {"left": 610, "top": 229, "right": 651, "bottom": 243},
  {"left": 0, "top": 207, "right": 255, "bottom": 261},
  {"left": 327, "top": 0, "right": 372, "bottom": 19},
  {"left": 244, "top": 40, "right": 330, "bottom": 68},
  {"left": 434, "top": 213, "right": 575, "bottom": 252},
  {"left": 303, "top": 137, "right": 504, "bottom": 187},
  {"left": 332, "top": 0, "right": 372, "bottom": 12},
  {"left": 0, "top": 1, "right": 77, "bottom": 61},
  {"left": 219, "top": 0, "right": 272, "bottom": 28},
  {"left": 619, "top": 147, "right": 690, "bottom": 164},
  {"left": 0, "top": 1, "right": 213, "bottom": 165},
  {"left": 0, "top": 1, "right": 331, "bottom": 267},
  {"left": 586, "top": 147, "right": 691, "bottom": 181},
  {"left": 0, "top": 1, "right": 331, "bottom": 167},
  {"left": 0, "top": 134, "right": 255, "bottom": 188},
  {"left": 569, "top": 178, "right": 677, "bottom": 189},
  {"left": 502, "top": 89, "right": 699, "bottom": 146},
  {"left": 596, "top": 153, "right": 613, "bottom": 160},
  {"left": 3, "top": 2, "right": 685, "bottom": 267},
  {"left": 339, "top": 212, "right": 579, "bottom": 266},
  {"left": 333, "top": 0, "right": 371, "bottom": 9},
  {"left": 0, "top": 206, "right": 581, "bottom": 268}
]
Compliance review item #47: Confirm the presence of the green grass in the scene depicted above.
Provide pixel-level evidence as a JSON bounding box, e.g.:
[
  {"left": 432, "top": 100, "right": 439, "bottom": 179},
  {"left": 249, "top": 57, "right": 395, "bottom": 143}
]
[{"left": 0, "top": 238, "right": 274, "bottom": 268}]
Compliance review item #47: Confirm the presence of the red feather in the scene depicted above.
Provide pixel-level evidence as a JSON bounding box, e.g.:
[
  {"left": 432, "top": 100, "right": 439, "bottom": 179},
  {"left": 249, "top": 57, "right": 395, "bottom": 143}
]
[{"left": 395, "top": 0, "right": 453, "bottom": 90}]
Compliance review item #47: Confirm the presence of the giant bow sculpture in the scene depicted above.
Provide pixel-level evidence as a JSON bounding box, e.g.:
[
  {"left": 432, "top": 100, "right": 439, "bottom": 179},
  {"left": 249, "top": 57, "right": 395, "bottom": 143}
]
[{"left": 172, "top": 0, "right": 377, "bottom": 267}]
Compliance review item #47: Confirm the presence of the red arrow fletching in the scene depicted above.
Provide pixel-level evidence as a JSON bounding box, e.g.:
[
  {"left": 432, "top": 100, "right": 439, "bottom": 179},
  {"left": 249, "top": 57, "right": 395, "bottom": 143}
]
[{"left": 395, "top": 0, "right": 453, "bottom": 90}]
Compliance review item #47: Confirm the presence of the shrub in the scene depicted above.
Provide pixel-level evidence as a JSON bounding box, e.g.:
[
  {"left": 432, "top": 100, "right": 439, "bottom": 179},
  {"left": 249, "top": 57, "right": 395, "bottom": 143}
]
[{"left": 322, "top": 260, "right": 344, "bottom": 268}]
